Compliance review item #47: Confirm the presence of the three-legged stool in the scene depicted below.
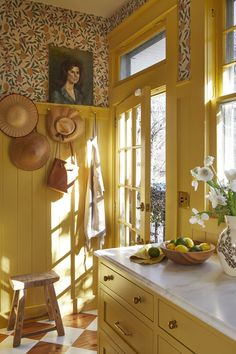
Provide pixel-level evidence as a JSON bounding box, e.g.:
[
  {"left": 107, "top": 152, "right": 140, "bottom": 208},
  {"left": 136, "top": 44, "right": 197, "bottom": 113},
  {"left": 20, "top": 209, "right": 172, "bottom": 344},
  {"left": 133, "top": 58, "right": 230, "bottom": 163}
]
[{"left": 7, "top": 270, "right": 65, "bottom": 347}]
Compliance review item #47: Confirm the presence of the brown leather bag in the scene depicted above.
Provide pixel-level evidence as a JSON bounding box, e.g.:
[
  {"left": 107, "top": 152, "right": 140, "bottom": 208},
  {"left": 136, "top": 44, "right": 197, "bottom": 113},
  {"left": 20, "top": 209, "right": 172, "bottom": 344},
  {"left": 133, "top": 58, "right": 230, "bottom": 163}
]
[{"left": 47, "top": 143, "right": 78, "bottom": 193}]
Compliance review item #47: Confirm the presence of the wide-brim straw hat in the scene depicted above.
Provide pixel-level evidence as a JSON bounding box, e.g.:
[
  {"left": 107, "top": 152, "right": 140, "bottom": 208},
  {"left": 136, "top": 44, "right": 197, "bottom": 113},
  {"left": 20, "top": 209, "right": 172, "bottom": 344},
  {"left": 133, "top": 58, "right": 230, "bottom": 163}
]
[
  {"left": 0, "top": 94, "right": 38, "bottom": 137},
  {"left": 47, "top": 106, "right": 84, "bottom": 143},
  {"left": 9, "top": 132, "right": 50, "bottom": 171}
]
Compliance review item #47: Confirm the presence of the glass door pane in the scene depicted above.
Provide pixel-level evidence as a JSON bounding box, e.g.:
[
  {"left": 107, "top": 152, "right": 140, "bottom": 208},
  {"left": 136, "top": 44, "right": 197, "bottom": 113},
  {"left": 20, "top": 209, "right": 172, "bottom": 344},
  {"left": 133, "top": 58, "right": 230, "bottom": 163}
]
[
  {"left": 116, "top": 87, "right": 151, "bottom": 246},
  {"left": 150, "top": 92, "right": 166, "bottom": 243}
]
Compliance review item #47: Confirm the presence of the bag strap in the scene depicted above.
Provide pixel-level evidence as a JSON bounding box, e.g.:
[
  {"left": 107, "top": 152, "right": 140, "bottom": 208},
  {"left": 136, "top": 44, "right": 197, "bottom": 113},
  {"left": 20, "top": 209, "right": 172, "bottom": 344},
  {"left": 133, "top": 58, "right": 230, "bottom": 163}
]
[
  {"left": 69, "top": 142, "right": 76, "bottom": 164},
  {"left": 55, "top": 141, "right": 61, "bottom": 159}
]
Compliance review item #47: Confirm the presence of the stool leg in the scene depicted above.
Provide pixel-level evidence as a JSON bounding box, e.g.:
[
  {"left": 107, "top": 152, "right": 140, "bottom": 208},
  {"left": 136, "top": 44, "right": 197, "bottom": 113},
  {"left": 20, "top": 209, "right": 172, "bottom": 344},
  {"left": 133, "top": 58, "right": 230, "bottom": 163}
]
[
  {"left": 46, "top": 284, "right": 65, "bottom": 336},
  {"left": 13, "top": 289, "right": 26, "bottom": 347},
  {"left": 44, "top": 285, "right": 54, "bottom": 320},
  {"left": 7, "top": 290, "right": 19, "bottom": 331}
]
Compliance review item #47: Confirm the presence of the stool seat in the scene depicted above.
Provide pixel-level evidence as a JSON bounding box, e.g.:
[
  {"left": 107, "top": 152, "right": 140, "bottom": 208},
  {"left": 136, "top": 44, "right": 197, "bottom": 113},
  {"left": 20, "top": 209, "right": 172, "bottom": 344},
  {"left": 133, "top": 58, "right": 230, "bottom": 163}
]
[
  {"left": 10, "top": 270, "right": 60, "bottom": 290},
  {"left": 7, "top": 270, "right": 64, "bottom": 347}
]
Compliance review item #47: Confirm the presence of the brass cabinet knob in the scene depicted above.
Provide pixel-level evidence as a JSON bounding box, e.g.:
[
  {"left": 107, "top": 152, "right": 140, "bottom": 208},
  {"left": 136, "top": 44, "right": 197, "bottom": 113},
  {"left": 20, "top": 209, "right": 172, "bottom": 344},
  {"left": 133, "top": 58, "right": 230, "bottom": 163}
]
[
  {"left": 168, "top": 320, "right": 178, "bottom": 329},
  {"left": 133, "top": 296, "right": 142, "bottom": 304},
  {"left": 103, "top": 275, "right": 114, "bottom": 281}
]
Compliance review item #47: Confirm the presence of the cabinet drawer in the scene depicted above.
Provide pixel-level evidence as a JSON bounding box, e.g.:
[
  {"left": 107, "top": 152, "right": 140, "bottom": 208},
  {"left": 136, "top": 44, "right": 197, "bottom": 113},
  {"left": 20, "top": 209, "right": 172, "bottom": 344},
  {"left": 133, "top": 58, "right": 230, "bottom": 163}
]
[
  {"left": 159, "top": 300, "right": 199, "bottom": 351},
  {"left": 99, "top": 329, "right": 125, "bottom": 354},
  {"left": 101, "top": 290, "right": 153, "bottom": 354},
  {"left": 159, "top": 300, "right": 236, "bottom": 354},
  {"left": 100, "top": 262, "right": 154, "bottom": 320}
]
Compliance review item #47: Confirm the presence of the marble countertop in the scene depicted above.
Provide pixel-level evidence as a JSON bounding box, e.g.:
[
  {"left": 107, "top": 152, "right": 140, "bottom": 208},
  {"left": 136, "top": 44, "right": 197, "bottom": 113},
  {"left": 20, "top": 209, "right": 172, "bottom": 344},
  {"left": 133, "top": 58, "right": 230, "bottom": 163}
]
[{"left": 95, "top": 245, "right": 236, "bottom": 342}]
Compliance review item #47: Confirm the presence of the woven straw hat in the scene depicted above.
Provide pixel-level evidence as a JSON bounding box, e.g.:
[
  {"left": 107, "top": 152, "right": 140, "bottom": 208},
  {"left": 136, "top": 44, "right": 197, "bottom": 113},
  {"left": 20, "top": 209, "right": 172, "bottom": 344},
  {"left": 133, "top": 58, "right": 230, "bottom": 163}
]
[
  {"left": 0, "top": 94, "right": 38, "bottom": 137},
  {"left": 47, "top": 106, "right": 84, "bottom": 143},
  {"left": 9, "top": 132, "right": 50, "bottom": 171}
]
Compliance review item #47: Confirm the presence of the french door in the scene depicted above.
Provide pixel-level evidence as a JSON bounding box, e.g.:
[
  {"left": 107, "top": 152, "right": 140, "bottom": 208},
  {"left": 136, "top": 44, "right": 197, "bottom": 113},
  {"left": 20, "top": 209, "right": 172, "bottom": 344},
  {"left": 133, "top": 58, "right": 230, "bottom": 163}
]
[
  {"left": 116, "top": 87, "right": 166, "bottom": 247},
  {"left": 116, "top": 87, "right": 151, "bottom": 246}
]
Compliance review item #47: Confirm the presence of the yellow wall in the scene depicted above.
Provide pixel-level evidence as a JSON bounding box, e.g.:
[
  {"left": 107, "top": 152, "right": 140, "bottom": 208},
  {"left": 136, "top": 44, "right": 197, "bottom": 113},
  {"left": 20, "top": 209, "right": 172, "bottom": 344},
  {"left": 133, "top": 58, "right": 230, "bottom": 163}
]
[{"left": 0, "top": 102, "right": 111, "bottom": 327}]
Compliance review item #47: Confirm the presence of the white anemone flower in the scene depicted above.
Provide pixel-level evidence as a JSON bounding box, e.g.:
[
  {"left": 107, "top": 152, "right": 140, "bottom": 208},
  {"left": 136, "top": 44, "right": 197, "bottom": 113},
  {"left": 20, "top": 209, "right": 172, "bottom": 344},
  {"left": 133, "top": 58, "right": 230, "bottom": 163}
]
[
  {"left": 191, "top": 180, "right": 198, "bottom": 191},
  {"left": 207, "top": 188, "right": 227, "bottom": 209},
  {"left": 197, "top": 167, "right": 213, "bottom": 182},
  {"left": 225, "top": 169, "right": 236, "bottom": 182},
  {"left": 204, "top": 156, "right": 214, "bottom": 167},
  {"left": 189, "top": 208, "right": 209, "bottom": 228},
  {"left": 229, "top": 180, "right": 236, "bottom": 192},
  {"left": 190, "top": 167, "right": 200, "bottom": 179}
]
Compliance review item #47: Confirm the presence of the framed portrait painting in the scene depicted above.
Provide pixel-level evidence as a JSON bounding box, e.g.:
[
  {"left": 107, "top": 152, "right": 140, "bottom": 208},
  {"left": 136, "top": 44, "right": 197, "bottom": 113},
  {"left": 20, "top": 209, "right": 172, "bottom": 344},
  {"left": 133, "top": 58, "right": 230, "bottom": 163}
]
[{"left": 49, "top": 45, "right": 93, "bottom": 106}]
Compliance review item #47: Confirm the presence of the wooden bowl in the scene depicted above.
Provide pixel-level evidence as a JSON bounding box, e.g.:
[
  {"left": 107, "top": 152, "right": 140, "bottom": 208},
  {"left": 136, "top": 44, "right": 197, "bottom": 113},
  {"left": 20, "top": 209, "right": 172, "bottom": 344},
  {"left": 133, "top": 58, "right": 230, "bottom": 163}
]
[{"left": 160, "top": 241, "right": 215, "bottom": 265}]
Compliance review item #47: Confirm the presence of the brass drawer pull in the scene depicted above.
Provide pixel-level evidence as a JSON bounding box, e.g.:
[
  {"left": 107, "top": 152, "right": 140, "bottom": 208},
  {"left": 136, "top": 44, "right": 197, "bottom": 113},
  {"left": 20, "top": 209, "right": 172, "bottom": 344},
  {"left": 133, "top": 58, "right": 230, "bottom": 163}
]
[
  {"left": 168, "top": 320, "right": 178, "bottom": 329},
  {"left": 103, "top": 275, "right": 114, "bottom": 281},
  {"left": 133, "top": 296, "right": 142, "bottom": 304},
  {"left": 114, "top": 321, "right": 132, "bottom": 336}
]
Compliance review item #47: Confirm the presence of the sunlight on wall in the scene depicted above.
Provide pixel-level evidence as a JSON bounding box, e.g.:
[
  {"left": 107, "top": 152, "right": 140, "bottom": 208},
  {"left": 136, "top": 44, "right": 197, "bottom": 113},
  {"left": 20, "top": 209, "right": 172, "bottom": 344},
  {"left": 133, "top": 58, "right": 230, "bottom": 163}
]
[{"left": 1, "top": 257, "right": 10, "bottom": 274}]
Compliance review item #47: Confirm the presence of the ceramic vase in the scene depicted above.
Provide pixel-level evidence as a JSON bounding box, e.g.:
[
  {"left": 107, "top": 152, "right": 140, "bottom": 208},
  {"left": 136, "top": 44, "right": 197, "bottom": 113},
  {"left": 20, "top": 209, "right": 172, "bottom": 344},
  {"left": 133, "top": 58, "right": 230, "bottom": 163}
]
[{"left": 217, "top": 215, "right": 236, "bottom": 276}]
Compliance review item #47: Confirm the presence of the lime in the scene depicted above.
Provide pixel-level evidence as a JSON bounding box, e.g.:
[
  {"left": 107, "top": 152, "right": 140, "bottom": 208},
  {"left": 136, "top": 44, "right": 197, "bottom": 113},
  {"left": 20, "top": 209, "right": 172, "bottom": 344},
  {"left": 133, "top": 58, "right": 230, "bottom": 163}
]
[
  {"left": 189, "top": 245, "right": 201, "bottom": 252},
  {"left": 148, "top": 247, "right": 160, "bottom": 258},
  {"left": 199, "top": 242, "right": 211, "bottom": 251},
  {"left": 175, "top": 245, "right": 189, "bottom": 253},
  {"left": 183, "top": 237, "right": 194, "bottom": 248},
  {"left": 175, "top": 237, "right": 187, "bottom": 246},
  {"left": 169, "top": 239, "right": 176, "bottom": 244}
]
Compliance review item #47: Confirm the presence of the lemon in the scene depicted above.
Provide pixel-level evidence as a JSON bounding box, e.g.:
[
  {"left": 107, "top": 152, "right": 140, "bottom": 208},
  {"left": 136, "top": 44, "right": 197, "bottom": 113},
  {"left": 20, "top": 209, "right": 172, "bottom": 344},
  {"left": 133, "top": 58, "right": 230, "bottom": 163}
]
[
  {"left": 183, "top": 237, "right": 194, "bottom": 248},
  {"left": 199, "top": 242, "right": 211, "bottom": 251},
  {"left": 148, "top": 247, "right": 160, "bottom": 258},
  {"left": 166, "top": 242, "right": 176, "bottom": 250},
  {"left": 175, "top": 245, "right": 189, "bottom": 253}
]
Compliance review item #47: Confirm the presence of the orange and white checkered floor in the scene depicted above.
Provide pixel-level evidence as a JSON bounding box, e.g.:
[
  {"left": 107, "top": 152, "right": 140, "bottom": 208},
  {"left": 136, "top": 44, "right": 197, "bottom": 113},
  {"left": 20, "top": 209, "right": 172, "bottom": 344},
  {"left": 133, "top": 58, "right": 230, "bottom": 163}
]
[{"left": 0, "top": 310, "right": 97, "bottom": 353}]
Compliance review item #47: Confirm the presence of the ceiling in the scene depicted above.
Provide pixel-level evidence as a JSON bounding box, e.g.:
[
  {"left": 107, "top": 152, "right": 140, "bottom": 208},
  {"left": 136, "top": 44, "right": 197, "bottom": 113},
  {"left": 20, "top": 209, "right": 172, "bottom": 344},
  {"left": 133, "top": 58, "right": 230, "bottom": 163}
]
[{"left": 30, "top": 0, "right": 129, "bottom": 18}]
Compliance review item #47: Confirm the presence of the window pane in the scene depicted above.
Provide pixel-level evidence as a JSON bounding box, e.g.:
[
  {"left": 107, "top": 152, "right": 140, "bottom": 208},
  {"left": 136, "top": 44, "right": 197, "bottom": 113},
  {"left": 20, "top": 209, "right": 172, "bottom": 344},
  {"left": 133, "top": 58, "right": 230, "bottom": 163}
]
[
  {"left": 135, "top": 191, "right": 141, "bottom": 230},
  {"left": 217, "top": 101, "right": 236, "bottom": 182},
  {"left": 120, "top": 31, "right": 166, "bottom": 80},
  {"left": 135, "top": 148, "right": 141, "bottom": 187},
  {"left": 126, "top": 149, "right": 132, "bottom": 184},
  {"left": 150, "top": 93, "right": 166, "bottom": 244},
  {"left": 226, "top": 0, "right": 236, "bottom": 28},
  {"left": 119, "top": 114, "right": 125, "bottom": 148},
  {"left": 119, "top": 223, "right": 125, "bottom": 247},
  {"left": 223, "top": 64, "right": 236, "bottom": 94},
  {"left": 119, "top": 187, "right": 125, "bottom": 220},
  {"left": 126, "top": 110, "right": 132, "bottom": 147},
  {"left": 119, "top": 150, "right": 125, "bottom": 184},
  {"left": 126, "top": 189, "right": 132, "bottom": 224},
  {"left": 136, "top": 105, "right": 141, "bottom": 145},
  {"left": 225, "top": 31, "right": 236, "bottom": 64}
]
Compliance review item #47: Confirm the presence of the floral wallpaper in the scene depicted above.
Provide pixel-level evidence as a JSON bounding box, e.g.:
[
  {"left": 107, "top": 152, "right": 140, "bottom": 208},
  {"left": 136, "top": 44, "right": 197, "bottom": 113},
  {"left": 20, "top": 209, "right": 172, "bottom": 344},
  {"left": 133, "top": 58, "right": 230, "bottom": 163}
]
[
  {"left": 1, "top": 0, "right": 110, "bottom": 107},
  {"left": 178, "top": 0, "right": 191, "bottom": 81},
  {"left": 108, "top": 0, "right": 148, "bottom": 31},
  {"left": 0, "top": 0, "right": 190, "bottom": 107}
]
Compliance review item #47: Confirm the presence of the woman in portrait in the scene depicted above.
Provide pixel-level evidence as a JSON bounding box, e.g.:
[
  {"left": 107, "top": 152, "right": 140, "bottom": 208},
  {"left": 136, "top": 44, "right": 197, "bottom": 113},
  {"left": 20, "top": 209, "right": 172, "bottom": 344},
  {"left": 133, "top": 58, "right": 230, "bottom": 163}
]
[{"left": 51, "top": 58, "right": 84, "bottom": 105}]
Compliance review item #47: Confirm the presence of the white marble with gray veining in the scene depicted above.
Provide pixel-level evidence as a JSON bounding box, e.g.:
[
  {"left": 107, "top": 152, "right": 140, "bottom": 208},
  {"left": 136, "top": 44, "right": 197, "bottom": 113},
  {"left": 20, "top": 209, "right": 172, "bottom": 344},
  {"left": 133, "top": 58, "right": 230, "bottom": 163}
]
[{"left": 95, "top": 246, "right": 236, "bottom": 342}]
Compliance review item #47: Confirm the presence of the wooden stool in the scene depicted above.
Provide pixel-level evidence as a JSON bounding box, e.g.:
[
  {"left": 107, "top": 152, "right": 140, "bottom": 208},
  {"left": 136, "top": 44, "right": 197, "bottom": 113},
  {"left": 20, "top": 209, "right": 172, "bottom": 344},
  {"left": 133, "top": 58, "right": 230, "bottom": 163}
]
[{"left": 7, "top": 270, "right": 65, "bottom": 347}]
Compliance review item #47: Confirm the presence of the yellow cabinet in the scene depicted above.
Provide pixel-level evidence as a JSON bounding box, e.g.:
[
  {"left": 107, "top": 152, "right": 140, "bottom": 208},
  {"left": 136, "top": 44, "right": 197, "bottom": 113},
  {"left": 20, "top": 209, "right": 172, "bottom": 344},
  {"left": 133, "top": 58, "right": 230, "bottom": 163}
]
[{"left": 97, "top": 259, "right": 236, "bottom": 354}]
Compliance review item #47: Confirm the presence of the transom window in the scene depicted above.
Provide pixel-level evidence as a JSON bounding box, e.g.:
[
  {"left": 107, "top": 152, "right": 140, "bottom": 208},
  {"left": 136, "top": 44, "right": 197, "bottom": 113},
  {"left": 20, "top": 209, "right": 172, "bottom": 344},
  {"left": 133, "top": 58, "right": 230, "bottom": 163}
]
[{"left": 120, "top": 31, "right": 166, "bottom": 80}]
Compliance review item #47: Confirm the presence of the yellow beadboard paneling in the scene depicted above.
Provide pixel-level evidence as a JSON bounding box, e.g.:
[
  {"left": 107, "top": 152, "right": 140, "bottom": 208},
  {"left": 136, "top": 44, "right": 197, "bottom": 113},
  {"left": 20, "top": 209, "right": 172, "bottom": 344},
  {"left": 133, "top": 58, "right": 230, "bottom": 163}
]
[{"left": 0, "top": 102, "right": 111, "bottom": 327}]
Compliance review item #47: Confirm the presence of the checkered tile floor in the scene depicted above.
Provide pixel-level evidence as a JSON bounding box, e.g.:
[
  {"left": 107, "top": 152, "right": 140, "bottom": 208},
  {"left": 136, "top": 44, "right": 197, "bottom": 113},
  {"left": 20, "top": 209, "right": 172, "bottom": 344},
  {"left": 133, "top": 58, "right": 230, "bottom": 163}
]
[{"left": 0, "top": 310, "right": 97, "bottom": 353}]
